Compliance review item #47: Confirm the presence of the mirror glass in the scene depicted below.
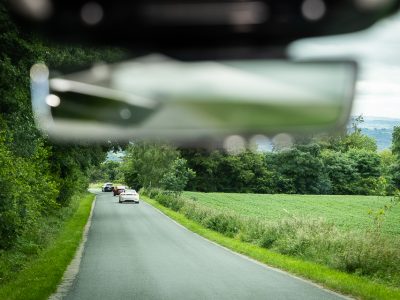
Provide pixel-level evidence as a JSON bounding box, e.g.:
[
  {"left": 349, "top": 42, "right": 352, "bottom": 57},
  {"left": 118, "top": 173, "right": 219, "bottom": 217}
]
[{"left": 31, "top": 55, "right": 356, "bottom": 142}]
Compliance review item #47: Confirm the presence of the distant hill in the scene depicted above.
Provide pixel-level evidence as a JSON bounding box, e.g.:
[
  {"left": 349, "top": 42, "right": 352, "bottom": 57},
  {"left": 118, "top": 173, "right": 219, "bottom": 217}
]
[{"left": 356, "top": 117, "right": 400, "bottom": 151}]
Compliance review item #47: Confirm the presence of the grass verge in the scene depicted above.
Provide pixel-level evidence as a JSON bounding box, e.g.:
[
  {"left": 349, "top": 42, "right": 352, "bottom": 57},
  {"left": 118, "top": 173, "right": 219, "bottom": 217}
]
[
  {"left": 0, "top": 193, "right": 95, "bottom": 300},
  {"left": 143, "top": 195, "right": 400, "bottom": 300}
]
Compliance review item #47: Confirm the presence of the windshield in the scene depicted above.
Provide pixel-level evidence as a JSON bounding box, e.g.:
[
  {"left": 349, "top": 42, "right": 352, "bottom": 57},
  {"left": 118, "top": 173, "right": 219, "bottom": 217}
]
[{"left": 1, "top": 3, "right": 400, "bottom": 300}]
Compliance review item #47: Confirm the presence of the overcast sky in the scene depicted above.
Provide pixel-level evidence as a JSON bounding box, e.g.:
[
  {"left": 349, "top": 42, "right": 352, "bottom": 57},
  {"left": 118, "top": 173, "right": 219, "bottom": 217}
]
[{"left": 288, "top": 11, "right": 400, "bottom": 119}]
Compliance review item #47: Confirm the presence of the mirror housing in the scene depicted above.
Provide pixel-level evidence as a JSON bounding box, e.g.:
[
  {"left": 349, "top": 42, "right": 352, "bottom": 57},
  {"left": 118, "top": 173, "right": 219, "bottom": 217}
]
[{"left": 30, "top": 56, "right": 357, "bottom": 144}]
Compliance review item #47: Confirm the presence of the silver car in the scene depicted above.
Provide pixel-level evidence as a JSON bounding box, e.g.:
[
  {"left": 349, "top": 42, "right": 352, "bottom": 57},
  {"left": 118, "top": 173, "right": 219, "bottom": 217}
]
[{"left": 119, "top": 189, "right": 139, "bottom": 203}]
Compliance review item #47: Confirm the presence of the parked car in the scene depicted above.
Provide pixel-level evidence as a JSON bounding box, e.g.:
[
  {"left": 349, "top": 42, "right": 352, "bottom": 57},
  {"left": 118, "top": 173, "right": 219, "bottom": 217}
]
[
  {"left": 102, "top": 182, "right": 113, "bottom": 192},
  {"left": 113, "top": 186, "right": 126, "bottom": 196},
  {"left": 119, "top": 189, "right": 139, "bottom": 203}
]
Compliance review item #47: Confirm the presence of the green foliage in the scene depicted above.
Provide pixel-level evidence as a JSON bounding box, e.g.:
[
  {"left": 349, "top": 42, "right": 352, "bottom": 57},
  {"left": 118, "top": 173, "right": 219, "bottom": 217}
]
[
  {"left": 160, "top": 158, "right": 195, "bottom": 194},
  {"left": 266, "top": 143, "right": 331, "bottom": 194},
  {"left": 182, "top": 118, "right": 396, "bottom": 195},
  {"left": 122, "top": 142, "right": 179, "bottom": 189},
  {"left": 155, "top": 193, "right": 186, "bottom": 212},
  {"left": 123, "top": 142, "right": 194, "bottom": 193},
  {"left": 49, "top": 144, "right": 107, "bottom": 205},
  {"left": 0, "top": 2, "right": 117, "bottom": 251},
  {"left": 392, "top": 126, "right": 400, "bottom": 157},
  {"left": 342, "top": 131, "right": 378, "bottom": 152},
  {"left": 181, "top": 149, "right": 279, "bottom": 194},
  {"left": 0, "top": 134, "right": 58, "bottom": 249},
  {"left": 346, "top": 148, "right": 381, "bottom": 195},
  {"left": 343, "top": 116, "right": 378, "bottom": 152},
  {"left": 218, "top": 151, "right": 274, "bottom": 193},
  {"left": 391, "top": 127, "right": 400, "bottom": 190},
  {"left": 321, "top": 149, "right": 357, "bottom": 194},
  {"left": 89, "top": 160, "right": 123, "bottom": 183},
  {"left": 180, "top": 149, "right": 223, "bottom": 192},
  {"left": 380, "top": 150, "right": 395, "bottom": 175}
]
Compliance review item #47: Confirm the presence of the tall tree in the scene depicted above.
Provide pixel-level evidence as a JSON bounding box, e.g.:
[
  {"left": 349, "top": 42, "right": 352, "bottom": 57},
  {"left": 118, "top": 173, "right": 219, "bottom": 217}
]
[
  {"left": 391, "top": 126, "right": 400, "bottom": 189},
  {"left": 122, "top": 142, "right": 193, "bottom": 192}
]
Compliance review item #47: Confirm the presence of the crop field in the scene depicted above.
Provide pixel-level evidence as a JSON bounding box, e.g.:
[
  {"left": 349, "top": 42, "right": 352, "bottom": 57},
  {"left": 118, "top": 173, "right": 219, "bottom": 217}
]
[{"left": 183, "top": 192, "right": 400, "bottom": 236}]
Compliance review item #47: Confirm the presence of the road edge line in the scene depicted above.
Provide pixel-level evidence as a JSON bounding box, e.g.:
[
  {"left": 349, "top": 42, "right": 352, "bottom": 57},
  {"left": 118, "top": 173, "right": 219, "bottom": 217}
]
[{"left": 48, "top": 194, "right": 97, "bottom": 300}]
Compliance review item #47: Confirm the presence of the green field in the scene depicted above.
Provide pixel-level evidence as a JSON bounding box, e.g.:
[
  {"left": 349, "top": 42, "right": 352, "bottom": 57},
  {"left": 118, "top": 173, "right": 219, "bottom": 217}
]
[{"left": 183, "top": 192, "right": 400, "bottom": 236}]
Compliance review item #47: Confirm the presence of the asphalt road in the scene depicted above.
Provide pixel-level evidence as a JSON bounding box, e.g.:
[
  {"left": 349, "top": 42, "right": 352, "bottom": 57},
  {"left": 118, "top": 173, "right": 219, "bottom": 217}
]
[{"left": 64, "top": 191, "right": 347, "bottom": 300}]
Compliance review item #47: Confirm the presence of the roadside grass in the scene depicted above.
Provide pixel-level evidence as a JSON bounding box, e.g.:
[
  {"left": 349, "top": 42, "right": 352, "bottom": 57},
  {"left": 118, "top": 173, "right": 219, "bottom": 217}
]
[
  {"left": 183, "top": 192, "right": 400, "bottom": 236},
  {"left": 142, "top": 194, "right": 400, "bottom": 300},
  {"left": 0, "top": 193, "right": 95, "bottom": 300}
]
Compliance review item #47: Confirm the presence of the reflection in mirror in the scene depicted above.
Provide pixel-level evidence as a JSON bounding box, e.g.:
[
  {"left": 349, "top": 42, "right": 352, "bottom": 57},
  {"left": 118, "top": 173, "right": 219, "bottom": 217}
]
[{"left": 31, "top": 55, "right": 356, "bottom": 143}]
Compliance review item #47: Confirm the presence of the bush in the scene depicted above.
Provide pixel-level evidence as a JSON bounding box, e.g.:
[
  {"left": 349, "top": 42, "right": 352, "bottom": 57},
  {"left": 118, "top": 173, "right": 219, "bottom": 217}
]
[
  {"left": 201, "top": 212, "right": 242, "bottom": 237},
  {"left": 240, "top": 217, "right": 400, "bottom": 286},
  {"left": 155, "top": 193, "right": 185, "bottom": 212},
  {"left": 0, "top": 136, "right": 59, "bottom": 249}
]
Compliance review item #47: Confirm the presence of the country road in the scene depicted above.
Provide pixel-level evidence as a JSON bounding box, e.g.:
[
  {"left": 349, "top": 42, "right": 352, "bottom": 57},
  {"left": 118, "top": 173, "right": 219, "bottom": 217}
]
[{"left": 63, "top": 191, "right": 347, "bottom": 300}]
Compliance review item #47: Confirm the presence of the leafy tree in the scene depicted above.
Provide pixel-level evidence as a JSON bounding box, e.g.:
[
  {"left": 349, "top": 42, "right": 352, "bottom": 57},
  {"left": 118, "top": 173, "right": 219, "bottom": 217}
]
[
  {"left": 393, "top": 126, "right": 400, "bottom": 156},
  {"left": 88, "top": 160, "right": 123, "bottom": 182},
  {"left": 102, "top": 161, "right": 122, "bottom": 182},
  {"left": 379, "top": 149, "right": 396, "bottom": 195},
  {"left": 391, "top": 126, "right": 400, "bottom": 189},
  {"left": 346, "top": 148, "right": 381, "bottom": 195},
  {"left": 181, "top": 149, "right": 275, "bottom": 193},
  {"left": 347, "top": 148, "right": 380, "bottom": 178},
  {"left": 160, "top": 158, "right": 195, "bottom": 194},
  {"left": 0, "top": 133, "right": 58, "bottom": 248},
  {"left": 380, "top": 149, "right": 395, "bottom": 176},
  {"left": 321, "top": 149, "right": 356, "bottom": 194},
  {"left": 122, "top": 142, "right": 194, "bottom": 192},
  {"left": 342, "top": 132, "right": 377, "bottom": 152},
  {"left": 340, "top": 116, "right": 377, "bottom": 152},
  {"left": 180, "top": 149, "right": 223, "bottom": 192},
  {"left": 266, "top": 144, "right": 331, "bottom": 194}
]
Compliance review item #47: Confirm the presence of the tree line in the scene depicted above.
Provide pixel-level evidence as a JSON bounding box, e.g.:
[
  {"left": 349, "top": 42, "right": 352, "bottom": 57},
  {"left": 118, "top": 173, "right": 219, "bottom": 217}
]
[
  {"left": 121, "top": 117, "right": 400, "bottom": 196},
  {"left": 182, "top": 119, "right": 400, "bottom": 195}
]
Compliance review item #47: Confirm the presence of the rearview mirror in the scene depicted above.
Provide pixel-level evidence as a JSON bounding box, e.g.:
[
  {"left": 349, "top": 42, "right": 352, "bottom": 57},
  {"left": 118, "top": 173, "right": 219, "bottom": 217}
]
[{"left": 30, "top": 55, "right": 356, "bottom": 143}]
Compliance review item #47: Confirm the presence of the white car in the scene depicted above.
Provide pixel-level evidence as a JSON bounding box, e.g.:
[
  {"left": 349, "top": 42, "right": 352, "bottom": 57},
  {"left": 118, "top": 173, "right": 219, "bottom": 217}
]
[{"left": 119, "top": 189, "right": 139, "bottom": 203}]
